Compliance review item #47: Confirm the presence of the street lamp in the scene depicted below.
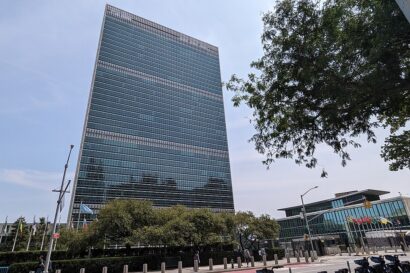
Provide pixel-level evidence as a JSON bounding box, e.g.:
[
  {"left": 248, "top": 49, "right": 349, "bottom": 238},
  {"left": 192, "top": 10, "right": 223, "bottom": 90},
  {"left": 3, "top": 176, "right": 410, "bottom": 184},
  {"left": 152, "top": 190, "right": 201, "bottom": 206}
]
[{"left": 301, "top": 186, "right": 318, "bottom": 257}]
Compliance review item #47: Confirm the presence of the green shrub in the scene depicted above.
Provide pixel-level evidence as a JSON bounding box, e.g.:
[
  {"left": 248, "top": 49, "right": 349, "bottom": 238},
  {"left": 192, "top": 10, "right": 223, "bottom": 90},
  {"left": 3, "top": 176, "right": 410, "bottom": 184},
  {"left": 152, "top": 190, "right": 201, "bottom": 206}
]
[
  {"left": 8, "top": 248, "right": 285, "bottom": 273},
  {"left": 9, "top": 256, "right": 157, "bottom": 273},
  {"left": 0, "top": 250, "right": 67, "bottom": 265},
  {"left": 266, "top": 248, "right": 285, "bottom": 260}
]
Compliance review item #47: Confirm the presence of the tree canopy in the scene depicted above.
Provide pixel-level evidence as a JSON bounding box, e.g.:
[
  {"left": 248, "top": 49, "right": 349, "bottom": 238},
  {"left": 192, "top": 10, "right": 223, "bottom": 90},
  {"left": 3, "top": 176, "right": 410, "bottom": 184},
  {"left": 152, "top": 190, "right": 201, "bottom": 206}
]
[
  {"left": 59, "top": 200, "right": 280, "bottom": 254},
  {"left": 227, "top": 0, "right": 410, "bottom": 176}
]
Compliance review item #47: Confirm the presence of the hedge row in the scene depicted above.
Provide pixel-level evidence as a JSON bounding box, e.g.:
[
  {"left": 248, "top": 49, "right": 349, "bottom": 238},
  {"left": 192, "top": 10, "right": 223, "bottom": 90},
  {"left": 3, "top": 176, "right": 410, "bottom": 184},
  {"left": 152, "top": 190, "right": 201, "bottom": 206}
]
[
  {"left": 0, "top": 250, "right": 67, "bottom": 266},
  {"left": 9, "top": 257, "right": 148, "bottom": 273},
  {"left": 0, "top": 244, "right": 237, "bottom": 265},
  {"left": 8, "top": 249, "right": 285, "bottom": 273}
]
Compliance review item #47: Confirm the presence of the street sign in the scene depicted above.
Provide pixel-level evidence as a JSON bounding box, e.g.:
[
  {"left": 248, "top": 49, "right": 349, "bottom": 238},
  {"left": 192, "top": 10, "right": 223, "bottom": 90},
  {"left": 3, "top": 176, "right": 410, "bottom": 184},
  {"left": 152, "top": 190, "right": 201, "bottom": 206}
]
[{"left": 52, "top": 233, "right": 60, "bottom": 239}]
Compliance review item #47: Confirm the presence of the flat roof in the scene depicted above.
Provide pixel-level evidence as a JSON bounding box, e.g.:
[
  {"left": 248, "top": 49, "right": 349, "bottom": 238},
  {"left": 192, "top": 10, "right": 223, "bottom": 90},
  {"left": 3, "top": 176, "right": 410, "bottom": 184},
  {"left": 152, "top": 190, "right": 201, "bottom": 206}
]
[
  {"left": 278, "top": 189, "right": 390, "bottom": 211},
  {"left": 276, "top": 195, "right": 407, "bottom": 222}
]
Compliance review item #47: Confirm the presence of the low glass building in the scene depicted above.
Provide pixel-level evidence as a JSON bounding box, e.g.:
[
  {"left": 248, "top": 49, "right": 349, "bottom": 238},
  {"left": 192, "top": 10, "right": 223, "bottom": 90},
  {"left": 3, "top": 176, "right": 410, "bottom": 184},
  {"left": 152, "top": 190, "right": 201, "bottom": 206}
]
[{"left": 277, "top": 190, "right": 410, "bottom": 254}]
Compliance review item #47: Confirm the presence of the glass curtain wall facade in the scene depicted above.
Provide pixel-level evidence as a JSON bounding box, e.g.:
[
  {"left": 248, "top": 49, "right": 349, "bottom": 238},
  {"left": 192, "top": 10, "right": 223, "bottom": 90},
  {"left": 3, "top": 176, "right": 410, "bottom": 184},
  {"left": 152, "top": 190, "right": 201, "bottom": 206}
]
[
  {"left": 278, "top": 197, "right": 410, "bottom": 248},
  {"left": 68, "top": 5, "right": 234, "bottom": 225}
]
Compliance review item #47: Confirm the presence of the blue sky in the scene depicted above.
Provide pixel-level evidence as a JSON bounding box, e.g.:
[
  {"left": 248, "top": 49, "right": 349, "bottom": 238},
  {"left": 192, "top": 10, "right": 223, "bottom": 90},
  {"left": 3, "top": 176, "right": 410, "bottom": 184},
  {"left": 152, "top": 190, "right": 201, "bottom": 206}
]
[{"left": 0, "top": 0, "right": 409, "bottom": 223}]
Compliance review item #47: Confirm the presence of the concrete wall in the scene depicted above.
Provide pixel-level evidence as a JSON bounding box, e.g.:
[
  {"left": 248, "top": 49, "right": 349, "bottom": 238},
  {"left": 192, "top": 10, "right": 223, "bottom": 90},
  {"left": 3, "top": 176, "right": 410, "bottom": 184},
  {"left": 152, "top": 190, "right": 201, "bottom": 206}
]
[{"left": 402, "top": 197, "right": 410, "bottom": 223}]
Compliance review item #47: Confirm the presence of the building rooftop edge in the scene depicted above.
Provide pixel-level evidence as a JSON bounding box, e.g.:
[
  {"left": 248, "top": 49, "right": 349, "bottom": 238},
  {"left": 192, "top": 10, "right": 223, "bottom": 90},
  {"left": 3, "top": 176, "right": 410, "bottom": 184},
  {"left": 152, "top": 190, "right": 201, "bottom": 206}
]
[
  {"left": 277, "top": 189, "right": 390, "bottom": 211},
  {"left": 105, "top": 4, "right": 219, "bottom": 53},
  {"left": 276, "top": 195, "right": 407, "bottom": 221}
]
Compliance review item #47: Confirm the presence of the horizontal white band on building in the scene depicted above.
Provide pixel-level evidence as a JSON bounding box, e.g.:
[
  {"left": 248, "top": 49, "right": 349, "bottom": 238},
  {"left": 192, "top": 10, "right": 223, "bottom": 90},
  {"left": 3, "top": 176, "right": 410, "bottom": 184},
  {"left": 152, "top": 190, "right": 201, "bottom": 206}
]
[{"left": 86, "top": 128, "right": 229, "bottom": 158}]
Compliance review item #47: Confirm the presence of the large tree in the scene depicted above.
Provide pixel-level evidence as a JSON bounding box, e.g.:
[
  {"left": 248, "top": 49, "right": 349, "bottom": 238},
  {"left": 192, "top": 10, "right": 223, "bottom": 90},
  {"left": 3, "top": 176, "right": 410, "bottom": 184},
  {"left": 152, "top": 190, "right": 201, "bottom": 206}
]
[
  {"left": 59, "top": 200, "right": 280, "bottom": 254},
  {"left": 227, "top": 0, "right": 410, "bottom": 176},
  {"left": 235, "top": 211, "right": 280, "bottom": 250}
]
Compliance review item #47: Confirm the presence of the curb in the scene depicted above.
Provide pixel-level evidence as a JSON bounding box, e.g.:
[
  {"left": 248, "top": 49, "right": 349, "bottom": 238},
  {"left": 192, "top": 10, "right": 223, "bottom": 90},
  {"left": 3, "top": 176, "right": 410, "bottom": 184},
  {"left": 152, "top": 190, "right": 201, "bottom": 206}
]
[{"left": 193, "top": 263, "right": 311, "bottom": 273}]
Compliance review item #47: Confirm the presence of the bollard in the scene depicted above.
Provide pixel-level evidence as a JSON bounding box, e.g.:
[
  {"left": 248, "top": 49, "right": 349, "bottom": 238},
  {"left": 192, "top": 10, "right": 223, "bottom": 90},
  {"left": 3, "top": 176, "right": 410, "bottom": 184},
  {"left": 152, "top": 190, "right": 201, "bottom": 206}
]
[
  {"left": 347, "top": 261, "right": 351, "bottom": 273},
  {"left": 296, "top": 252, "right": 300, "bottom": 263},
  {"left": 102, "top": 266, "right": 108, "bottom": 273},
  {"left": 299, "top": 250, "right": 303, "bottom": 259},
  {"left": 304, "top": 251, "right": 309, "bottom": 263},
  {"left": 339, "top": 248, "right": 342, "bottom": 256},
  {"left": 263, "top": 255, "right": 267, "bottom": 266},
  {"left": 348, "top": 247, "right": 351, "bottom": 256},
  {"left": 143, "top": 263, "right": 148, "bottom": 273},
  {"left": 237, "top": 257, "right": 242, "bottom": 268},
  {"left": 161, "top": 262, "right": 166, "bottom": 273},
  {"left": 313, "top": 250, "right": 318, "bottom": 261},
  {"left": 274, "top": 254, "right": 278, "bottom": 265},
  {"left": 223, "top": 258, "right": 227, "bottom": 269},
  {"left": 286, "top": 253, "right": 290, "bottom": 264},
  {"left": 395, "top": 247, "right": 398, "bottom": 253},
  {"left": 194, "top": 259, "right": 199, "bottom": 272},
  {"left": 289, "top": 268, "right": 292, "bottom": 273},
  {"left": 251, "top": 256, "right": 255, "bottom": 267},
  {"left": 80, "top": 268, "right": 85, "bottom": 273},
  {"left": 231, "top": 258, "right": 235, "bottom": 269},
  {"left": 56, "top": 270, "right": 61, "bottom": 273},
  {"left": 178, "top": 261, "right": 182, "bottom": 273},
  {"left": 209, "top": 258, "right": 213, "bottom": 271},
  {"left": 123, "top": 264, "right": 128, "bottom": 273}
]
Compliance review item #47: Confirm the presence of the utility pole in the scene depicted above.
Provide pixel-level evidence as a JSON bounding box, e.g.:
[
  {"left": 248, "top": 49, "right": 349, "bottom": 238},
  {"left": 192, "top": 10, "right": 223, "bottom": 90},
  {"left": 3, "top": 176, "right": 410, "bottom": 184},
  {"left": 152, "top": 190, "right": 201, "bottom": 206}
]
[{"left": 44, "top": 145, "right": 74, "bottom": 273}]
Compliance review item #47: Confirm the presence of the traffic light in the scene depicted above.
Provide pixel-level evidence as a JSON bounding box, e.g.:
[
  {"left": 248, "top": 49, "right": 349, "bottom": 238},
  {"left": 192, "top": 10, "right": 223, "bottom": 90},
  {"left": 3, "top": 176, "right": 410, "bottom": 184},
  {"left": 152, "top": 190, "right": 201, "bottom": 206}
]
[{"left": 364, "top": 199, "right": 372, "bottom": 209}]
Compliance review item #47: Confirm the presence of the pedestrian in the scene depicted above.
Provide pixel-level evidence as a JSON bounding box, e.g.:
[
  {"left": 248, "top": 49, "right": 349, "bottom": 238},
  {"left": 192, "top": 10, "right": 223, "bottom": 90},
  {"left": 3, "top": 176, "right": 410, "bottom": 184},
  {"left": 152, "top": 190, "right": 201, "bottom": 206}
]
[
  {"left": 35, "top": 255, "right": 45, "bottom": 273},
  {"left": 400, "top": 241, "right": 405, "bottom": 252},
  {"left": 260, "top": 248, "right": 266, "bottom": 257},
  {"left": 244, "top": 248, "right": 251, "bottom": 267},
  {"left": 194, "top": 250, "right": 200, "bottom": 265}
]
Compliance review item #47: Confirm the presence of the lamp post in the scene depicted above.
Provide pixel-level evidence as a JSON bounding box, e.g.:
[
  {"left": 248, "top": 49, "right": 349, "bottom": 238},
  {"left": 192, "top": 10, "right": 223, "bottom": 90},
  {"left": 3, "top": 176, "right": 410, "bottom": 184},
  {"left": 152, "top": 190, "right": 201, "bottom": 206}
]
[{"left": 301, "top": 186, "right": 318, "bottom": 257}]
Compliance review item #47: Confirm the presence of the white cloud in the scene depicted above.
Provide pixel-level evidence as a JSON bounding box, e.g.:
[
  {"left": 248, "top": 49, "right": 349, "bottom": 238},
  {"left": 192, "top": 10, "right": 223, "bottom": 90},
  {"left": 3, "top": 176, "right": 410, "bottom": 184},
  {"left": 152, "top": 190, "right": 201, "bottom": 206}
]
[{"left": 0, "top": 169, "right": 74, "bottom": 191}]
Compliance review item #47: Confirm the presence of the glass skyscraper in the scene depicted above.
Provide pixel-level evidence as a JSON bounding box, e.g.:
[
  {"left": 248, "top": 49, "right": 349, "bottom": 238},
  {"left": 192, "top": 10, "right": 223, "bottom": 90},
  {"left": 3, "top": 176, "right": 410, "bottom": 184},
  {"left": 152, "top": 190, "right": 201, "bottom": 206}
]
[{"left": 68, "top": 5, "right": 234, "bottom": 225}]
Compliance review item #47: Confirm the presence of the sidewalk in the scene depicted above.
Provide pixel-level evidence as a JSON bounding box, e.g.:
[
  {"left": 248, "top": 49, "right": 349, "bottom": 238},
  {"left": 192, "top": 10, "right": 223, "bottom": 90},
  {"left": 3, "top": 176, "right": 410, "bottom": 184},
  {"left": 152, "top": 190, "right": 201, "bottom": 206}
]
[
  {"left": 130, "top": 258, "right": 316, "bottom": 273},
  {"left": 129, "top": 250, "right": 409, "bottom": 273}
]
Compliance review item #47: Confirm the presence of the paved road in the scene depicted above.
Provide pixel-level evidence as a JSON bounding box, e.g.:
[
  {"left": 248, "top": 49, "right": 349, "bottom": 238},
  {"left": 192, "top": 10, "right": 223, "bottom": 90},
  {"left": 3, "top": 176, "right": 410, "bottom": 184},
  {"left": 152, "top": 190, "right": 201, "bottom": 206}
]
[
  {"left": 130, "top": 251, "right": 409, "bottom": 273},
  {"left": 225, "top": 253, "right": 410, "bottom": 273}
]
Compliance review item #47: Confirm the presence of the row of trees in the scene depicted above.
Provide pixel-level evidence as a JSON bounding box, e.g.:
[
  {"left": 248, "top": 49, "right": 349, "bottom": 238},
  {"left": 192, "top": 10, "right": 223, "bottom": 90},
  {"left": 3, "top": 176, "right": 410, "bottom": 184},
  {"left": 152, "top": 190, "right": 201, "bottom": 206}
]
[{"left": 60, "top": 200, "right": 280, "bottom": 254}]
